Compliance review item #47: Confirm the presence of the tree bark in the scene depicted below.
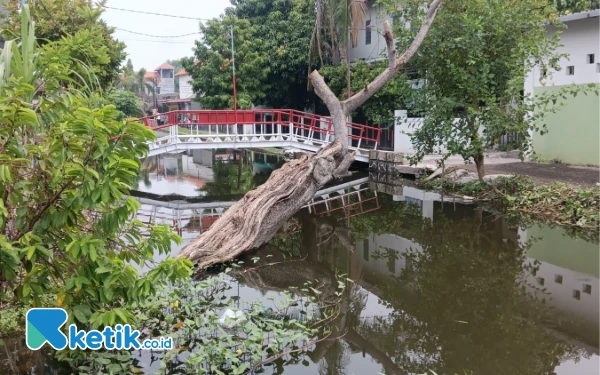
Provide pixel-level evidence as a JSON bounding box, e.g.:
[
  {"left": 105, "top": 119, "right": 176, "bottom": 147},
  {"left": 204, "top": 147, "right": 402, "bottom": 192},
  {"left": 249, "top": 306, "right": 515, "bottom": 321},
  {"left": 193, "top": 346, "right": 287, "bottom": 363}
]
[
  {"left": 177, "top": 0, "right": 444, "bottom": 269},
  {"left": 474, "top": 152, "right": 485, "bottom": 180}
]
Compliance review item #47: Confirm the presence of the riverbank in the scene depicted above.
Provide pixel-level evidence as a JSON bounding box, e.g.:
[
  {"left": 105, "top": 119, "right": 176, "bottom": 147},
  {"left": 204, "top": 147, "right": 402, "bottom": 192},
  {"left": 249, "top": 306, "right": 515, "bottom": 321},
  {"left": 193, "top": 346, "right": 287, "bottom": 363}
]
[{"left": 419, "top": 175, "right": 600, "bottom": 232}]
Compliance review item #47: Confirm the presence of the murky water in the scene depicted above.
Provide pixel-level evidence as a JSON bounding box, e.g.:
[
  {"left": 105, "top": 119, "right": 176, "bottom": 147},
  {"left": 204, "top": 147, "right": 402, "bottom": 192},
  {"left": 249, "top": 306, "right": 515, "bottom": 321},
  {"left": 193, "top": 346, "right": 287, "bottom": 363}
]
[{"left": 2, "top": 155, "right": 599, "bottom": 374}]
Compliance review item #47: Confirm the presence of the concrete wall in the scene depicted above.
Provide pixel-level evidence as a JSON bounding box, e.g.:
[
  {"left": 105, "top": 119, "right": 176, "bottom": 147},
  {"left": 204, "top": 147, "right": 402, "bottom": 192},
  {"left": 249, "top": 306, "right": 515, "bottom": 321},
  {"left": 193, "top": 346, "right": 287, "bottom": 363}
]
[
  {"left": 157, "top": 69, "right": 175, "bottom": 94},
  {"left": 532, "top": 84, "right": 599, "bottom": 165},
  {"left": 192, "top": 149, "right": 214, "bottom": 167},
  {"left": 179, "top": 73, "right": 194, "bottom": 99},
  {"left": 520, "top": 224, "right": 599, "bottom": 342},
  {"left": 393, "top": 110, "right": 484, "bottom": 155},
  {"left": 524, "top": 13, "right": 600, "bottom": 165},
  {"left": 348, "top": 1, "right": 392, "bottom": 63}
]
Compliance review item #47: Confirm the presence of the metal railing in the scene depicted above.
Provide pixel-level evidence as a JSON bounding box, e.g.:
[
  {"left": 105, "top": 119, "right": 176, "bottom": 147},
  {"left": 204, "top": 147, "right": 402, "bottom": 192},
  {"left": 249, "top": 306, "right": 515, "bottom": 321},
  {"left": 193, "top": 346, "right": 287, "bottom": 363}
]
[{"left": 139, "top": 109, "right": 382, "bottom": 152}]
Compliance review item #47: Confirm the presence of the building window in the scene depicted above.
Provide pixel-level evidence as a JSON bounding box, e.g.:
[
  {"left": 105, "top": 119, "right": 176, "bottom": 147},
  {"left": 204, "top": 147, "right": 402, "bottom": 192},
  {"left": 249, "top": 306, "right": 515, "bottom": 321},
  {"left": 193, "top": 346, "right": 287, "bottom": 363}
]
[
  {"left": 537, "top": 277, "right": 545, "bottom": 286},
  {"left": 365, "top": 20, "right": 371, "bottom": 45},
  {"left": 572, "top": 289, "right": 581, "bottom": 300},
  {"left": 363, "top": 239, "right": 369, "bottom": 261},
  {"left": 566, "top": 66, "right": 575, "bottom": 76},
  {"left": 587, "top": 54, "right": 595, "bottom": 64},
  {"left": 554, "top": 274, "right": 563, "bottom": 284},
  {"left": 162, "top": 69, "right": 173, "bottom": 79},
  {"left": 583, "top": 284, "right": 592, "bottom": 294},
  {"left": 597, "top": 63, "right": 600, "bottom": 73}
]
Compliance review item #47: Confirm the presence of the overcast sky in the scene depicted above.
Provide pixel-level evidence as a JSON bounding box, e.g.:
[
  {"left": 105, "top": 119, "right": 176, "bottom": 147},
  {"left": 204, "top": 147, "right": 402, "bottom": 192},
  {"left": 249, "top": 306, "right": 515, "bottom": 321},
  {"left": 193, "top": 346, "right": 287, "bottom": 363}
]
[{"left": 102, "top": 0, "right": 231, "bottom": 72}]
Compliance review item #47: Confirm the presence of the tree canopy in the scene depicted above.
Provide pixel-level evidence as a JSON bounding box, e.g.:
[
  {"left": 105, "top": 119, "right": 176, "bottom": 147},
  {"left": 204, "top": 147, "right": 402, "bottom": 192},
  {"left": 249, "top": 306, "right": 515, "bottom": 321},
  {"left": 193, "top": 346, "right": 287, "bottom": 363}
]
[
  {"left": 382, "top": 0, "right": 598, "bottom": 178},
  {"left": 184, "top": 0, "right": 317, "bottom": 110},
  {"left": 1, "top": 0, "right": 127, "bottom": 90}
]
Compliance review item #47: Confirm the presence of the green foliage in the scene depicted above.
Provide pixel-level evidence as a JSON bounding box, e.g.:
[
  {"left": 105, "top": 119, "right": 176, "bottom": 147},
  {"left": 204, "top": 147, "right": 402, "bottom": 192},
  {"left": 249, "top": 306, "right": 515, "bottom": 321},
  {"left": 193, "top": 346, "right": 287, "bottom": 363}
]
[
  {"left": 383, "top": 0, "right": 598, "bottom": 173},
  {"left": 184, "top": 0, "right": 316, "bottom": 110},
  {"left": 2, "top": 0, "right": 126, "bottom": 90},
  {"left": 551, "top": 0, "right": 600, "bottom": 13},
  {"left": 321, "top": 61, "right": 417, "bottom": 124},
  {"left": 184, "top": 16, "right": 268, "bottom": 109},
  {"left": 420, "top": 175, "right": 600, "bottom": 230},
  {"left": 491, "top": 176, "right": 600, "bottom": 228},
  {"left": 419, "top": 178, "right": 492, "bottom": 197},
  {"left": 51, "top": 269, "right": 331, "bottom": 374},
  {"left": 107, "top": 90, "right": 145, "bottom": 119},
  {"left": 0, "top": 5, "right": 192, "bottom": 331}
]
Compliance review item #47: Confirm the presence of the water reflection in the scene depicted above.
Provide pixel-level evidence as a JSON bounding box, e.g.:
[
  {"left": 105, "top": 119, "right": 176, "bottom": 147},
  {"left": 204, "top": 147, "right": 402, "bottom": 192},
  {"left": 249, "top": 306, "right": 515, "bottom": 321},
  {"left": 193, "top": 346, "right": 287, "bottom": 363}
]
[
  {"left": 2, "top": 177, "right": 598, "bottom": 374},
  {"left": 229, "top": 186, "right": 599, "bottom": 374}
]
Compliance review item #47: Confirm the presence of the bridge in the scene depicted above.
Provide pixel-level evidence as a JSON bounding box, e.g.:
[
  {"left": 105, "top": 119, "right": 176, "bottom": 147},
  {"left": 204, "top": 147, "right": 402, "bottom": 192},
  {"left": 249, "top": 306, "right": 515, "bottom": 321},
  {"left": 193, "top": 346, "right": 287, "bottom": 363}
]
[
  {"left": 139, "top": 109, "right": 382, "bottom": 162},
  {"left": 132, "top": 177, "right": 379, "bottom": 238}
]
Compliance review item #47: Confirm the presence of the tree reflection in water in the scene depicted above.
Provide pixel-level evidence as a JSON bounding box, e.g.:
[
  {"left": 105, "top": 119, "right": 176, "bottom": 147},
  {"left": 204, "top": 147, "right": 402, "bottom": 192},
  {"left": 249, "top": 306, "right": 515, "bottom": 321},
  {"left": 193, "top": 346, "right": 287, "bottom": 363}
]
[{"left": 234, "top": 193, "right": 592, "bottom": 375}]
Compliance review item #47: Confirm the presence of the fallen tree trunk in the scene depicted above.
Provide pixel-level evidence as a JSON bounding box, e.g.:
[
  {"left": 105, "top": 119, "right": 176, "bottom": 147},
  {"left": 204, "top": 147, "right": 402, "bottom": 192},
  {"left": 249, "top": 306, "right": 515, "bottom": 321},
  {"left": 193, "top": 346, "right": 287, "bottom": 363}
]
[
  {"left": 178, "top": 142, "right": 355, "bottom": 269},
  {"left": 178, "top": 0, "right": 443, "bottom": 269}
]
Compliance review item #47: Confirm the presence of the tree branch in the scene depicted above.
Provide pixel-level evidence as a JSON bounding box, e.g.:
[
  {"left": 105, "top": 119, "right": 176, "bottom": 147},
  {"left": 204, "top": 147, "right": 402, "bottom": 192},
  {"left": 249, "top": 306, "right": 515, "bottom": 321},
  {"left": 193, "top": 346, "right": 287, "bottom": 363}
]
[{"left": 342, "top": 0, "right": 443, "bottom": 114}]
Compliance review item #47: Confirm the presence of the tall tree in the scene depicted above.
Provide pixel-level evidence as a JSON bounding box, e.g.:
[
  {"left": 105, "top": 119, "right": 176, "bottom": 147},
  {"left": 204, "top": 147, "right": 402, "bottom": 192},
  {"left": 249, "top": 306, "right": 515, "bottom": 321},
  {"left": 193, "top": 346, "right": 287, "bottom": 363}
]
[
  {"left": 1, "top": 0, "right": 126, "bottom": 90},
  {"left": 385, "top": 0, "right": 597, "bottom": 179},
  {"left": 184, "top": 0, "right": 317, "bottom": 110},
  {"left": 183, "top": 17, "right": 268, "bottom": 109},
  {"left": 310, "top": 0, "right": 367, "bottom": 98},
  {"left": 178, "top": 0, "right": 444, "bottom": 268}
]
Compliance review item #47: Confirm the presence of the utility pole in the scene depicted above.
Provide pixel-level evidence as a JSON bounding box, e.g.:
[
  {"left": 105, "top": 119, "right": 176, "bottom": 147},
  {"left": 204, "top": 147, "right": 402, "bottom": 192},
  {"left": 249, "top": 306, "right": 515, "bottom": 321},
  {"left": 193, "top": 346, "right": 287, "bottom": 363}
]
[{"left": 228, "top": 25, "right": 237, "bottom": 124}]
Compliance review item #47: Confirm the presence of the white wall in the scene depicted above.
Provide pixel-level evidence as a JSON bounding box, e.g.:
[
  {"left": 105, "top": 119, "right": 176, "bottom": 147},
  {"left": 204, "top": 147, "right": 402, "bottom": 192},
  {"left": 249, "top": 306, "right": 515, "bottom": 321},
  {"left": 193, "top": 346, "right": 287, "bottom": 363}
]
[
  {"left": 179, "top": 74, "right": 194, "bottom": 99},
  {"left": 356, "top": 233, "right": 423, "bottom": 277},
  {"left": 393, "top": 110, "right": 486, "bottom": 155},
  {"left": 348, "top": 1, "right": 392, "bottom": 63},
  {"left": 524, "top": 259, "right": 599, "bottom": 336},
  {"left": 525, "top": 14, "right": 600, "bottom": 94}
]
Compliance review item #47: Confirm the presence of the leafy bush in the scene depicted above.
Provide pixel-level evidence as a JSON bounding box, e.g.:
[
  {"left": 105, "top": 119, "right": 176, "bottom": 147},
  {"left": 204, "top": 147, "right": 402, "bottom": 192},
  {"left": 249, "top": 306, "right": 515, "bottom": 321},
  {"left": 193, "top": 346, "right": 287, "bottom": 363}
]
[{"left": 0, "top": 5, "right": 192, "bottom": 331}]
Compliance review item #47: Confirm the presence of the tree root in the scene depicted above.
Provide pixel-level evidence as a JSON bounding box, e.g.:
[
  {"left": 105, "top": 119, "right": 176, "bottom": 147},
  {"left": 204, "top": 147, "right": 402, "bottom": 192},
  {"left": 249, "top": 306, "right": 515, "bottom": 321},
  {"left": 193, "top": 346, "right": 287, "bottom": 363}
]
[{"left": 177, "top": 141, "right": 353, "bottom": 271}]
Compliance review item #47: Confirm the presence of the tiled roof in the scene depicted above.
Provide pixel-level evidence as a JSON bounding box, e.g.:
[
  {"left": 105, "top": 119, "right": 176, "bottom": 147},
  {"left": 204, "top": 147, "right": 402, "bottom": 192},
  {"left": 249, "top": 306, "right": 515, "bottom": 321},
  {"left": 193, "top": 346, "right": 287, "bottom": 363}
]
[
  {"left": 174, "top": 69, "right": 188, "bottom": 77},
  {"left": 155, "top": 62, "right": 175, "bottom": 70},
  {"left": 144, "top": 71, "right": 159, "bottom": 81}
]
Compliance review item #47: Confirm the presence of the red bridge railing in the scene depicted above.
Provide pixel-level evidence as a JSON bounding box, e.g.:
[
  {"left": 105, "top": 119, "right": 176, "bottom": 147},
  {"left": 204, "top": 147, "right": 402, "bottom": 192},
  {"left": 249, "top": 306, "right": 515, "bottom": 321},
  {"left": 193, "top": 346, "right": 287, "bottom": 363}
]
[{"left": 139, "top": 109, "right": 381, "bottom": 149}]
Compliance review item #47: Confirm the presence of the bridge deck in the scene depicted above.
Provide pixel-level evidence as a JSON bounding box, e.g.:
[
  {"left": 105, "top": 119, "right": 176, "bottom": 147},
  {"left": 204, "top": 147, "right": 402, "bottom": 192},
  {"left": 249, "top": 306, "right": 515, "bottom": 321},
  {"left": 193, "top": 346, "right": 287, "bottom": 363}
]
[{"left": 139, "top": 109, "right": 382, "bottom": 162}]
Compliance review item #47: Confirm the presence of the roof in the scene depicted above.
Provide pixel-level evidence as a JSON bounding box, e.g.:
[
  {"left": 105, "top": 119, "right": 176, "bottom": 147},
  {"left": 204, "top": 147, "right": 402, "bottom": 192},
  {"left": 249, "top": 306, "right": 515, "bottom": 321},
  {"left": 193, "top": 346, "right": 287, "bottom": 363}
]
[
  {"left": 558, "top": 9, "right": 599, "bottom": 23},
  {"left": 144, "top": 71, "right": 159, "bottom": 81},
  {"left": 174, "top": 69, "right": 189, "bottom": 77},
  {"left": 155, "top": 62, "right": 175, "bottom": 71},
  {"left": 159, "top": 98, "right": 192, "bottom": 104}
]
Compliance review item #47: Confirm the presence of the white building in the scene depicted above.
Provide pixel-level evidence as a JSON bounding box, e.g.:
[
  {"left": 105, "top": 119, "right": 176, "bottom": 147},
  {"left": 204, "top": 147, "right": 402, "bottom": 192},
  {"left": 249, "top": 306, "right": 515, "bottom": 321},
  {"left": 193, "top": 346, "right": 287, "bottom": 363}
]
[
  {"left": 175, "top": 69, "right": 194, "bottom": 100},
  {"left": 524, "top": 9, "right": 599, "bottom": 165},
  {"left": 155, "top": 62, "right": 175, "bottom": 95},
  {"left": 348, "top": 1, "right": 392, "bottom": 64}
]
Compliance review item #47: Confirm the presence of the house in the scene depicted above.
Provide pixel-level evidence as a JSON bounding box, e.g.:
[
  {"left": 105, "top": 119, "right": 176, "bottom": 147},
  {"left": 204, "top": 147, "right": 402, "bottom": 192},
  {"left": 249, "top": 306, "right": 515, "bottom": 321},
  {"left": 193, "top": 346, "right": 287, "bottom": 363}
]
[
  {"left": 154, "top": 62, "right": 175, "bottom": 95},
  {"left": 525, "top": 9, "right": 600, "bottom": 165},
  {"left": 176, "top": 69, "right": 194, "bottom": 100},
  {"left": 348, "top": 1, "right": 392, "bottom": 64},
  {"left": 157, "top": 68, "right": 200, "bottom": 111},
  {"left": 346, "top": 1, "right": 423, "bottom": 150}
]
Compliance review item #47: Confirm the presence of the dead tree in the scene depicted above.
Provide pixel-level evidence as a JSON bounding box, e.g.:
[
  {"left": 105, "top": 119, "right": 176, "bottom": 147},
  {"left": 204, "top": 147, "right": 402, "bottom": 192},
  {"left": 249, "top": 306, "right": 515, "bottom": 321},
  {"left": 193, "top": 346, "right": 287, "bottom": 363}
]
[{"left": 178, "top": 0, "right": 443, "bottom": 270}]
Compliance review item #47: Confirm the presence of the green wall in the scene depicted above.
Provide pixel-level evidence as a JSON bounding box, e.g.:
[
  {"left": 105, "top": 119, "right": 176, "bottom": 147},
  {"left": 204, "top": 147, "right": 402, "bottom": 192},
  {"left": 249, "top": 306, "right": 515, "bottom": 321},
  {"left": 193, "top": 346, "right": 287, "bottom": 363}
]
[
  {"left": 526, "top": 224, "right": 599, "bottom": 278},
  {"left": 533, "top": 84, "right": 599, "bottom": 166}
]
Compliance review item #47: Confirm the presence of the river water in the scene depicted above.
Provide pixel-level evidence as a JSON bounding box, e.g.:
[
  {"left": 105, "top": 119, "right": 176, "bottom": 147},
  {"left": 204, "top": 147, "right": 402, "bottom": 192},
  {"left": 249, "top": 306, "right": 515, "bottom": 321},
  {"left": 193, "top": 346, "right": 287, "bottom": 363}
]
[{"left": 2, "top": 154, "right": 599, "bottom": 374}]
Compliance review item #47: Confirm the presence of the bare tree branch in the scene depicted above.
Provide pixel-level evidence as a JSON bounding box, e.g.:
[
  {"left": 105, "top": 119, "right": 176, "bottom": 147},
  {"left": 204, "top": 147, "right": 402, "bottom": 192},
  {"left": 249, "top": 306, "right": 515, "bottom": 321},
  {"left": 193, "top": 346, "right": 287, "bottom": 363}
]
[{"left": 342, "top": 0, "right": 443, "bottom": 114}]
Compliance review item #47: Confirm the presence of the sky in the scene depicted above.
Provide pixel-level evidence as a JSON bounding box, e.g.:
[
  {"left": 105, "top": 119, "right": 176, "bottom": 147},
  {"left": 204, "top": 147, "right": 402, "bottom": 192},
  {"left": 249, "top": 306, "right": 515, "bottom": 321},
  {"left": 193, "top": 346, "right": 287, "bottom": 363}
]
[{"left": 102, "top": 0, "right": 231, "bottom": 72}]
